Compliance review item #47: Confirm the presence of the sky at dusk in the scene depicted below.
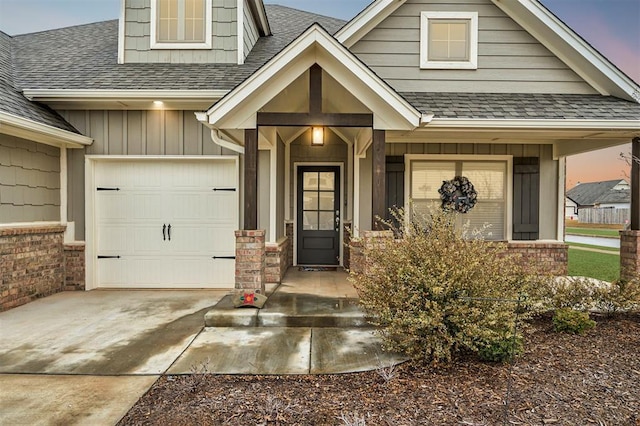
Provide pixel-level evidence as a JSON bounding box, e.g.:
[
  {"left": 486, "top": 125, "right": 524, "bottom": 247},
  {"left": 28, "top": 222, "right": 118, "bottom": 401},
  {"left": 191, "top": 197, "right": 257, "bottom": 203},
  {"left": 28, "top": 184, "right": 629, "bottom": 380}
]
[{"left": 0, "top": 0, "right": 638, "bottom": 189}]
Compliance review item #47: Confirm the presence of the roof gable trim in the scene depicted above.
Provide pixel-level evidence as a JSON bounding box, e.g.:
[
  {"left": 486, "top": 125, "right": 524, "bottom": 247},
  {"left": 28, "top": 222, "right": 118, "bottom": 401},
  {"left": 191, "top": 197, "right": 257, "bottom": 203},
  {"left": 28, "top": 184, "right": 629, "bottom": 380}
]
[
  {"left": 0, "top": 111, "right": 93, "bottom": 148},
  {"left": 335, "top": 0, "right": 406, "bottom": 48},
  {"left": 204, "top": 23, "right": 421, "bottom": 130}
]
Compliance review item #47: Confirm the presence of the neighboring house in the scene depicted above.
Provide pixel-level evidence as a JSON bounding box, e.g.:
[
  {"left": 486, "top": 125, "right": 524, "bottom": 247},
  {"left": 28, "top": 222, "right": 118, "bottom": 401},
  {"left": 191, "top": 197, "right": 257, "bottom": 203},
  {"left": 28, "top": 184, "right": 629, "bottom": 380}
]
[
  {"left": 566, "top": 179, "right": 631, "bottom": 217},
  {"left": 2, "top": 0, "right": 640, "bottom": 310}
]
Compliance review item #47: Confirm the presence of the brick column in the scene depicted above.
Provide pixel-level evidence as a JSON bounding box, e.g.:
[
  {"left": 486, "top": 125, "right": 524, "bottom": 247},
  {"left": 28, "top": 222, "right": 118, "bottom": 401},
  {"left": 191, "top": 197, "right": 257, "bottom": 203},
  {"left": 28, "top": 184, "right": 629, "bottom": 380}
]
[
  {"left": 350, "top": 230, "right": 394, "bottom": 275},
  {"left": 235, "top": 230, "right": 266, "bottom": 293},
  {"left": 620, "top": 230, "right": 640, "bottom": 281},
  {"left": 64, "top": 242, "right": 86, "bottom": 291}
]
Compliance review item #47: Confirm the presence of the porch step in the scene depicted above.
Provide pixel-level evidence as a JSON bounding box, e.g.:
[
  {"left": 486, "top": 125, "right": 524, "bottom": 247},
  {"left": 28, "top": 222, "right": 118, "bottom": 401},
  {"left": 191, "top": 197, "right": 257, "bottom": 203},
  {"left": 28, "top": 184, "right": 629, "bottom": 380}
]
[{"left": 204, "top": 292, "right": 370, "bottom": 328}]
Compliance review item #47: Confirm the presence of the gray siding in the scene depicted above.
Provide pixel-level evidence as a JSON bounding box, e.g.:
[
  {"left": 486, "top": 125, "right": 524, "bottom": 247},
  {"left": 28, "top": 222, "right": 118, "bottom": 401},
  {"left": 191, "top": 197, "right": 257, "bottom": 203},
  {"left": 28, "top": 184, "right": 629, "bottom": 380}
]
[
  {"left": 258, "top": 149, "right": 270, "bottom": 240},
  {"left": 123, "top": 0, "right": 238, "bottom": 64},
  {"left": 59, "top": 109, "right": 239, "bottom": 240},
  {"left": 377, "top": 142, "right": 558, "bottom": 239},
  {"left": 350, "top": 0, "right": 597, "bottom": 94},
  {"left": 0, "top": 136, "right": 60, "bottom": 223},
  {"left": 242, "top": 0, "right": 259, "bottom": 61}
]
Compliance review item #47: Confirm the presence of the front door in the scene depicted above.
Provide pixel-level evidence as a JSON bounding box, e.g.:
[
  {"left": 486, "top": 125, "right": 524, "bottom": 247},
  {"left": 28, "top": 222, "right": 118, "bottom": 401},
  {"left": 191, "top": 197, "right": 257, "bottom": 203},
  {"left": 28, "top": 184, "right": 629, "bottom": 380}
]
[{"left": 297, "top": 166, "right": 340, "bottom": 265}]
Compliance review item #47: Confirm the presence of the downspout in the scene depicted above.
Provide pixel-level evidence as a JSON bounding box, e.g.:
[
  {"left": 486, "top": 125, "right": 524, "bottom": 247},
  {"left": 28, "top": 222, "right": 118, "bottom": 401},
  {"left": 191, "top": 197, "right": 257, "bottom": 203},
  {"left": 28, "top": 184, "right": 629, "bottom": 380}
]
[{"left": 210, "top": 129, "right": 245, "bottom": 154}]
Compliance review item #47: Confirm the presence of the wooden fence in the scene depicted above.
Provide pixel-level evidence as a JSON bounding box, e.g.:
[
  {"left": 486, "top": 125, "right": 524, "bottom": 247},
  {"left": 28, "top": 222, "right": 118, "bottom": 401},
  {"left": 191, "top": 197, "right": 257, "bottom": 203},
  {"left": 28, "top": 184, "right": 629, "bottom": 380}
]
[{"left": 578, "top": 208, "right": 630, "bottom": 225}]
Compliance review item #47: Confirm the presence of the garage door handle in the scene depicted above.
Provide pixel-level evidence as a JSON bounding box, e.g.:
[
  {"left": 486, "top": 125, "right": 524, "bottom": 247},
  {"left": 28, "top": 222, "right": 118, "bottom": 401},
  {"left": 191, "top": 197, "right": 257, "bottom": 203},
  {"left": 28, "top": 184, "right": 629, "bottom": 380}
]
[
  {"left": 98, "top": 255, "right": 121, "bottom": 259},
  {"left": 162, "top": 224, "right": 166, "bottom": 240},
  {"left": 213, "top": 188, "right": 236, "bottom": 192},
  {"left": 213, "top": 256, "right": 236, "bottom": 260}
]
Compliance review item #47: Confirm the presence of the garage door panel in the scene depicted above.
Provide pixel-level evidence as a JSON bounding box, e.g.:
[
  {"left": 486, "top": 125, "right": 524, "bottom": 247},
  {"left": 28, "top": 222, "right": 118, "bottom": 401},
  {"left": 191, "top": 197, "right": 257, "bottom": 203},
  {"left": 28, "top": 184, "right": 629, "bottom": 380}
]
[{"left": 94, "top": 159, "right": 238, "bottom": 289}]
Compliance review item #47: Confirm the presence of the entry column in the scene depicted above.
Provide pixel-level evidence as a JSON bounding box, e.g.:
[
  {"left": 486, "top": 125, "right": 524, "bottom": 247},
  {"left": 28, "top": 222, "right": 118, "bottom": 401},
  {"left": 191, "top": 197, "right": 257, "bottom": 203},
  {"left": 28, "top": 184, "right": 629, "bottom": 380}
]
[
  {"left": 620, "top": 137, "right": 640, "bottom": 281},
  {"left": 372, "top": 130, "right": 386, "bottom": 228}
]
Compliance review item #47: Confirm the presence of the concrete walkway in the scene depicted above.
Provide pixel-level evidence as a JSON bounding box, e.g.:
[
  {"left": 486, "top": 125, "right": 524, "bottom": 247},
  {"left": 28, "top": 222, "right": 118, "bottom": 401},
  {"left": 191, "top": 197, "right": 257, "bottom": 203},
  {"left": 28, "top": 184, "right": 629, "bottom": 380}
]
[{"left": 0, "top": 270, "right": 400, "bottom": 425}]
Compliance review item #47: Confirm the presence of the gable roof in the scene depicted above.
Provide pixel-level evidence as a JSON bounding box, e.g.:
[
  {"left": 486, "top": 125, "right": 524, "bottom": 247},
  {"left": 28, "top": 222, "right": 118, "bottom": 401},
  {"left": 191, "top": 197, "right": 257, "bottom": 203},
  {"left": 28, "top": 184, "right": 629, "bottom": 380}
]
[
  {"left": 201, "top": 23, "right": 422, "bottom": 130},
  {"left": 566, "top": 179, "right": 629, "bottom": 206},
  {"left": 0, "top": 31, "right": 92, "bottom": 147},
  {"left": 336, "top": 0, "right": 640, "bottom": 102}
]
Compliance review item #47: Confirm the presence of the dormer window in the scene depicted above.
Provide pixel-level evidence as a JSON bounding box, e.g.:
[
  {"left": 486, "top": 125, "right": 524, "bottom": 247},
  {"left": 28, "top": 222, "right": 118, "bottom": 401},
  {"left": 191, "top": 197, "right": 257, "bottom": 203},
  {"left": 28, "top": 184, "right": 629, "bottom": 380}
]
[
  {"left": 151, "top": 0, "right": 212, "bottom": 49},
  {"left": 420, "top": 12, "right": 478, "bottom": 69}
]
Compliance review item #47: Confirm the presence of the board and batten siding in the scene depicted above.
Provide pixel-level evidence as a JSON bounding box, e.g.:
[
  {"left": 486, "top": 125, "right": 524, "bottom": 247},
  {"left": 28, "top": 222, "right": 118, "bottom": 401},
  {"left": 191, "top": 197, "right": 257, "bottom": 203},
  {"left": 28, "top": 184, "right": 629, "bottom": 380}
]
[
  {"left": 0, "top": 135, "right": 60, "bottom": 224},
  {"left": 358, "top": 143, "right": 558, "bottom": 239},
  {"left": 350, "top": 0, "right": 597, "bottom": 94},
  {"left": 123, "top": 0, "right": 238, "bottom": 64},
  {"left": 59, "top": 109, "right": 239, "bottom": 240},
  {"left": 243, "top": 0, "right": 259, "bottom": 60}
]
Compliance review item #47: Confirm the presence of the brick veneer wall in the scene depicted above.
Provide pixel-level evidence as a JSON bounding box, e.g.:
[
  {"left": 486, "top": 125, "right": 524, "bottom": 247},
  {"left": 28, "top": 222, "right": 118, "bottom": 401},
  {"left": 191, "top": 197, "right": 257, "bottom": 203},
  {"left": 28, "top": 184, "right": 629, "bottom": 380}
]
[
  {"left": 348, "top": 231, "right": 568, "bottom": 277},
  {"left": 64, "top": 242, "right": 85, "bottom": 291},
  {"left": 285, "top": 221, "right": 294, "bottom": 267},
  {"left": 620, "top": 230, "right": 640, "bottom": 281},
  {"left": 235, "top": 230, "right": 266, "bottom": 293},
  {"left": 1, "top": 225, "right": 65, "bottom": 311},
  {"left": 266, "top": 236, "right": 290, "bottom": 284},
  {"left": 504, "top": 242, "right": 568, "bottom": 276}
]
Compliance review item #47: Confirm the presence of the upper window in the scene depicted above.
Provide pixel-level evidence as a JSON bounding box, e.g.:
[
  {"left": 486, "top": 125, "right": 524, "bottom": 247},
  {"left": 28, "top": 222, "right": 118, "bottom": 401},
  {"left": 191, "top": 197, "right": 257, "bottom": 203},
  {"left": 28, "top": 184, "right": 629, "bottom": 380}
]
[
  {"left": 420, "top": 12, "right": 478, "bottom": 69},
  {"left": 151, "top": 0, "right": 212, "bottom": 49}
]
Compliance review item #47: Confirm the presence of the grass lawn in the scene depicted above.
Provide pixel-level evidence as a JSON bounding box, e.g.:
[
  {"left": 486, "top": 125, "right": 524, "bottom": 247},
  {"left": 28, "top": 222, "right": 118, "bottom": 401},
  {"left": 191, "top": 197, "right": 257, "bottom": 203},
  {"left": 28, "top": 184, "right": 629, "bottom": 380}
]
[
  {"left": 565, "top": 227, "right": 620, "bottom": 238},
  {"left": 568, "top": 247, "right": 619, "bottom": 282}
]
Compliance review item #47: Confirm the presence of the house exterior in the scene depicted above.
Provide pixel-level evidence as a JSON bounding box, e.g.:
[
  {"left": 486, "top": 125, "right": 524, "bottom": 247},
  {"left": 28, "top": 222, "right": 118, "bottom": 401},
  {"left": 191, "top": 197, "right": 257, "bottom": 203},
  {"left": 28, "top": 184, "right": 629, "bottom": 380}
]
[
  {"left": 566, "top": 179, "right": 631, "bottom": 223},
  {"left": 1, "top": 0, "right": 639, "bottom": 310}
]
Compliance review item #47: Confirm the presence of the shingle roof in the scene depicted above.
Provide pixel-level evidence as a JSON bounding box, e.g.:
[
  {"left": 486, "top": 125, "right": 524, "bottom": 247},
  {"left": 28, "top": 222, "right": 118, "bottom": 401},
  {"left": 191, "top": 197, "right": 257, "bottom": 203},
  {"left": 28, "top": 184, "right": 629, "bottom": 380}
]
[
  {"left": 10, "top": 5, "right": 346, "bottom": 91},
  {"left": 597, "top": 189, "right": 630, "bottom": 204},
  {"left": 0, "top": 31, "right": 79, "bottom": 133},
  {"left": 4, "top": 5, "right": 639, "bottom": 126},
  {"left": 400, "top": 92, "right": 640, "bottom": 120},
  {"left": 566, "top": 180, "right": 629, "bottom": 206}
]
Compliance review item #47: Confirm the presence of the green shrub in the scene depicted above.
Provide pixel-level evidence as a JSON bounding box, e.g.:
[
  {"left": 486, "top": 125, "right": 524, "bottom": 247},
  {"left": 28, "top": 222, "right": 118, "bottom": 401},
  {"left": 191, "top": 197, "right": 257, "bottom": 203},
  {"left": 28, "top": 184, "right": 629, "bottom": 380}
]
[
  {"left": 552, "top": 308, "right": 596, "bottom": 334},
  {"left": 477, "top": 332, "right": 523, "bottom": 363},
  {"left": 350, "top": 207, "right": 545, "bottom": 366},
  {"left": 593, "top": 278, "right": 640, "bottom": 315}
]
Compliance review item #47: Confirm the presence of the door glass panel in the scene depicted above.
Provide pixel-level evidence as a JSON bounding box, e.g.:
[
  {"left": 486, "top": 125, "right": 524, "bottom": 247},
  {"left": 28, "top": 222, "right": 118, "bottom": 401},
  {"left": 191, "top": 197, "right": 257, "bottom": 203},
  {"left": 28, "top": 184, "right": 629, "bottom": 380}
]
[
  {"left": 318, "top": 172, "right": 334, "bottom": 190},
  {"left": 303, "top": 192, "right": 318, "bottom": 210},
  {"left": 303, "top": 211, "right": 318, "bottom": 230},
  {"left": 303, "top": 172, "right": 318, "bottom": 190},
  {"left": 318, "top": 192, "right": 334, "bottom": 210},
  {"left": 318, "top": 212, "right": 334, "bottom": 230}
]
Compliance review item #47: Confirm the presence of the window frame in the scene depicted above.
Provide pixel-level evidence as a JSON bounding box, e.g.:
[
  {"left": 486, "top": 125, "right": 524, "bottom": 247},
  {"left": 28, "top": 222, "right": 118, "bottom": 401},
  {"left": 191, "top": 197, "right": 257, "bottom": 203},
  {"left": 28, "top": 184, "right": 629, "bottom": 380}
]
[
  {"left": 150, "top": 0, "right": 213, "bottom": 50},
  {"left": 404, "top": 154, "right": 513, "bottom": 240},
  {"left": 420, "top": 11, "right": 478, "bottom": 70}
]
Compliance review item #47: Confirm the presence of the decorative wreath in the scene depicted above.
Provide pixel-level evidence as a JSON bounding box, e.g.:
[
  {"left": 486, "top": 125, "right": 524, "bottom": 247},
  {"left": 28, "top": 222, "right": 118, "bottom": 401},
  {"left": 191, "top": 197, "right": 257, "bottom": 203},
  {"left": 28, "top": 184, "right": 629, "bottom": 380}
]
[{"left": 438, "top": 176, "right": 477, "bottom": 213}]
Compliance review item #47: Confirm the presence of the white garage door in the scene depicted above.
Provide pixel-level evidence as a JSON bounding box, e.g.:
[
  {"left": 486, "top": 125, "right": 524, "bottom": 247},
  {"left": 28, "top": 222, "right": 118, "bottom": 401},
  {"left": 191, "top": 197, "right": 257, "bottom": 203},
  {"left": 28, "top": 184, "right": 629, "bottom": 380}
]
[{"left": 93, "top": 159, "right": 238, "bottom": 289}]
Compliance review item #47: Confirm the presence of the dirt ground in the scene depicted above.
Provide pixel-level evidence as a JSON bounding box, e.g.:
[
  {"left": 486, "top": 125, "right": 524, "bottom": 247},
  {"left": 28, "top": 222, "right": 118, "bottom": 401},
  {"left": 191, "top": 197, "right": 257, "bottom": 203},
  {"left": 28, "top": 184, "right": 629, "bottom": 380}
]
[{"left": 119, "top": 314, "right": 640, "bottom": 425}]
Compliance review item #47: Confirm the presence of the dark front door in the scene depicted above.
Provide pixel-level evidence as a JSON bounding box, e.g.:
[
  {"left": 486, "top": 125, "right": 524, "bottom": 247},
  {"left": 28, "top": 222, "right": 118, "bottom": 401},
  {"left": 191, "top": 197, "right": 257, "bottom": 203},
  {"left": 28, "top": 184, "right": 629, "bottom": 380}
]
[{"left": 297, "top": 166, "right": 340, "bottom": 265}]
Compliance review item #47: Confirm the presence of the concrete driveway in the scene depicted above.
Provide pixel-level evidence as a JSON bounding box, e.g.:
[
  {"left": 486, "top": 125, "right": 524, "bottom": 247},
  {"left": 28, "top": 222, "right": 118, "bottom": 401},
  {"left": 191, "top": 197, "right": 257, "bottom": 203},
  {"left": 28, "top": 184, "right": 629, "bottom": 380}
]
[{"left": 0, "top": 289, "right": 226, "bottom": 425}]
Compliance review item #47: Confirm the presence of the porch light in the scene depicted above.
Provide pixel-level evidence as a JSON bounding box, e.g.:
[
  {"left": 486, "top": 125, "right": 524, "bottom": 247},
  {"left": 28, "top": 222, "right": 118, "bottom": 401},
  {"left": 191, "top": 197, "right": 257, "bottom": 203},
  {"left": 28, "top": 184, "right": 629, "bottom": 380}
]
[
  {"left": 312, "top": 127, "right": 324, "bottom": 146},
  {"left": 153, "top": 100, "right": 164, "bottom": 107}
]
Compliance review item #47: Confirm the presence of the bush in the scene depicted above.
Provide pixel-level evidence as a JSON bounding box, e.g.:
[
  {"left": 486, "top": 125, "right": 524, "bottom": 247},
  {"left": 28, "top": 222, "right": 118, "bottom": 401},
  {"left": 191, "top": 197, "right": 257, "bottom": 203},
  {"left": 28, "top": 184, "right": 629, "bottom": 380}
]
[
  {"left": 593, "top": 277, "right": 640, "bottom": 315},
  {"left": 538, "top": 277, "right": 595, "bottom": 311},
  {"left": 477, "top": 332, "right": 523, "bottom": 363},
  {"left": 552, "top": 308, "right": 596, "bottom": 334},
  {"left": 350, "top": 208, "right": 545, "bottom": 366}
]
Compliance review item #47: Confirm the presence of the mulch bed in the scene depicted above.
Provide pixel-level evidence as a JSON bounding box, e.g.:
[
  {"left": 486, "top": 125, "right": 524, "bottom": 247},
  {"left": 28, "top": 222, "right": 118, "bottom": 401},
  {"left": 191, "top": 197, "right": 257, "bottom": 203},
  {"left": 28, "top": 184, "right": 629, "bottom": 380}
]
[{"left": 119, "top": 314, "right": 640, "bottom": 425}]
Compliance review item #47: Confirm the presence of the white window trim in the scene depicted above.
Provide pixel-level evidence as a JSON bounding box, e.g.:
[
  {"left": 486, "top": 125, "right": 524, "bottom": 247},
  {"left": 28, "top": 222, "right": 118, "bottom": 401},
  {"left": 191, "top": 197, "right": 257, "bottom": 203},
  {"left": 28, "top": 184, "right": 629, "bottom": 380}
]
[
  {"left": 404, "top": 154, "right": 513, "bottom": 240},
  {"left": 420, "top": 11, "right": 478, "bottom": 70},
  {"left": 150, "top": 0, "right": 213, "bottom": 50}
]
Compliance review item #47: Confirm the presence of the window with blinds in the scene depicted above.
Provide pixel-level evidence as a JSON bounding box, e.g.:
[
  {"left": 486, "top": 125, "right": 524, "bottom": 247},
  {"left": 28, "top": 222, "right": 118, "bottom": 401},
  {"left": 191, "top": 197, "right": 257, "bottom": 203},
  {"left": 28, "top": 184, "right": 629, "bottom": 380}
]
[
  {"left": 151, "top": 0, "right": 211, "bottom": 49},
  {"left": 410, "top": 160, "right": 507, "bottom": 240}
]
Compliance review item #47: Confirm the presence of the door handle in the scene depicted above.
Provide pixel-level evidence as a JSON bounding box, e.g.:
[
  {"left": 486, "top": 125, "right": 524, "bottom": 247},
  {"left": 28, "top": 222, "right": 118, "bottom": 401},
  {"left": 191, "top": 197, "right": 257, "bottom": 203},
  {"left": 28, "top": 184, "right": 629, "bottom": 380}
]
[
  {"left": 162, "top": 224, "right": 166, "bottom": 241},
  {"left": 167, "top": 224, "right": 171, "bottom": 241}
]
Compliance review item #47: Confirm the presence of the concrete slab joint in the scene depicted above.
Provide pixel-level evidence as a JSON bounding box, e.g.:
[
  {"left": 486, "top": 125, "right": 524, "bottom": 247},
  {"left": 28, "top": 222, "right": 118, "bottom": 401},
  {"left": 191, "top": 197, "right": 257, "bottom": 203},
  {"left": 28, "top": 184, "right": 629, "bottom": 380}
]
[{"left": 235, "top": 229, "right": 266, "bottom": 294}]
